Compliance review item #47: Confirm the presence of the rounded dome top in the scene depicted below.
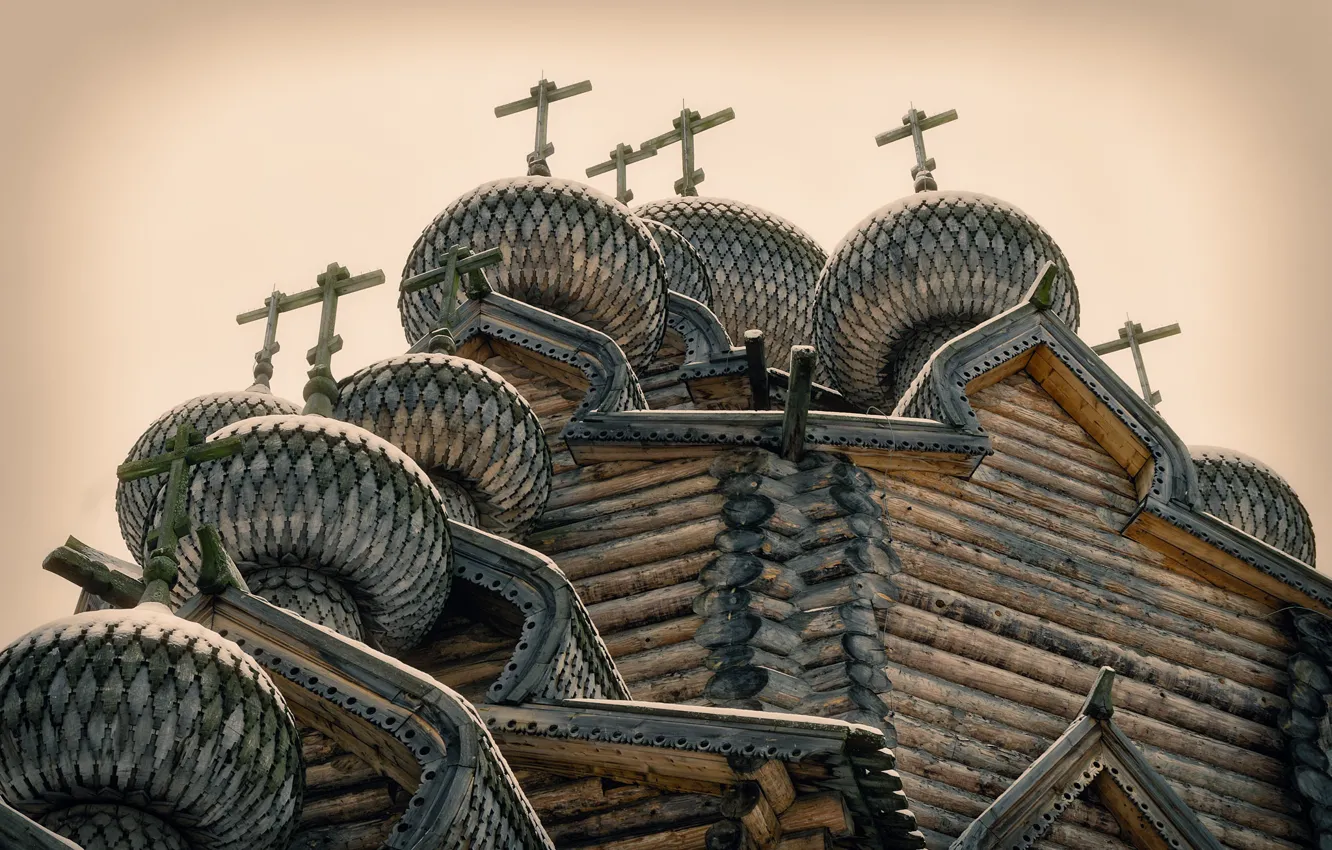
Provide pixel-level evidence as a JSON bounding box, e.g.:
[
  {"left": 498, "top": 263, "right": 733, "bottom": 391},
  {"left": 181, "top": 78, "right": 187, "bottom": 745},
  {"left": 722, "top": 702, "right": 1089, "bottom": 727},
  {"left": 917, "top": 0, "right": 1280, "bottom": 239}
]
[
  {"left": 635, "top": 196, "right": 827, "bottom": 364},
  {"left": 400, "top": 176, "right": 669, "bottom": 369},
  {"left": 640, "top": 218, "right": 713, "bottom": 307},
  {"left": 335, "top": 353, "right": 552, "bottom": 535},
  {"left": 1191, "top": 446, "right": 1316, "bottom": 565},
  {"left": 0, "top": 606, "right": 304, "bottom": 850},
  {"left": 115, "top": 391, "right": 302, "bottom": 564},
  {"left": 815, "top": 190, "right": 1078, "bottom": 411},
  {"left": 170, "top": 415, "right": 454, "bottom": 651}
]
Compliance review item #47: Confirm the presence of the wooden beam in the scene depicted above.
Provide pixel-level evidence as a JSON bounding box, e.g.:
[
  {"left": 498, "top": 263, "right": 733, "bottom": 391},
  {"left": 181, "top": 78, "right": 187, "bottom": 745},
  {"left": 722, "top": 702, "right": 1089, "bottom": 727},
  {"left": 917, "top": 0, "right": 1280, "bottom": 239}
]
[
  {"left": 780, "top": 346, "right": 816, "bottom": 462},
  {"left": 745, "top": 330, "right": 771, "bottom": 409}
]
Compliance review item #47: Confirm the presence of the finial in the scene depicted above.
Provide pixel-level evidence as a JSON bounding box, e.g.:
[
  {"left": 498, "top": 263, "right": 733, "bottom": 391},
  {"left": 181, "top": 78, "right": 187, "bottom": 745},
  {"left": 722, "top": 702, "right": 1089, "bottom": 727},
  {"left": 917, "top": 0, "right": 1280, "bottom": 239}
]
[
  {"left": 240, "top": 288, "right": 285, "bottom": 392},
  {"left": 1080, "top": 667, "right": 1117, "bottom": 720},
  {"left": 115, "top": 422, "right": 243, "bottom": 607},
  {"left": 401, "top": 243, "right": 502, "bottom": 353},
  {"left": 495, "top": 77, "right": 593, "bottom": 176},
  {"left": 875, "top": 106, "right": 959, "bottom": 192},
  {"left": 642, "top": 105, "right": 735, "bottom": 197},
  {"left": 1091, "top": 317, "right": 1182, "bottom": 410},
  {"left": 586, "top": 142, "right": 658, "bottom": 204},
  {"left": 236, "top": 262, "right": 388, "bottom": 416}
]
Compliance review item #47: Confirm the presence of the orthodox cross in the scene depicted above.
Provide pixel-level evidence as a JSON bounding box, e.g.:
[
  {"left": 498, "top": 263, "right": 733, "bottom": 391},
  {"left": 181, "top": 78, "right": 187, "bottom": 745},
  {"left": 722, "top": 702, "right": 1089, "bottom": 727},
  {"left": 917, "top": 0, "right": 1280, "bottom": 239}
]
[
  {"left": 116, "top": 422, "right": 243, "bottom": 606},
  {"left": 1091, "top": 318, "right": 1182, "bottom": 410},
  {"left": 495, "top": 77, "right": 593, "bottom": 177},
  {"left": 585, "top": 142, "right": 658, "bottom": 204},
  {"left": 401, "top": 244, "right": 502, "bottom": 353},
  {"left": 875, "top": 106, "right": 959, "bottom": 193},
  {"left": 239, "top": 288, "right": 286, "bottom": 392},
  {"left": 642, "top": 105, "right": 735, "bottom": 197},
  {"left": 236, "top": 262, "right": 387, "bottom": 416}
]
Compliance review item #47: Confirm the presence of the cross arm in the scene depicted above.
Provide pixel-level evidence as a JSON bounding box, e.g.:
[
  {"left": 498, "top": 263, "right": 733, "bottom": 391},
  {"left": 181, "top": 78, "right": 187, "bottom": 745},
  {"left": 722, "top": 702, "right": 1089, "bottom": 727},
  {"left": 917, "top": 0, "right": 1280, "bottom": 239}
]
[
  {"left": 235, "top": 270, "right": 387, "bottom": 324},
  {"left": 585, "top": 144, "right": 657, "bottom": 178},
  {"left": 115, "top": 434, "right": 245, "bottom": 481},
  {"left": 43, "top": 536, "right": 146, "bottom": 609},
  {"left": 400, "top": 246, "right": 502, "bottom": 295},
  {"left": 643, "top": 107, "right": 735, "bottom": 150},
  {"left": 494, "top": 79, "right": 593, "bottom": 117},
  {"left": 875, "top": 108, "right": 959, "bottom": 147},
  {"left": 1091, "top": 322, "right": 1181, "bottom": 355}
]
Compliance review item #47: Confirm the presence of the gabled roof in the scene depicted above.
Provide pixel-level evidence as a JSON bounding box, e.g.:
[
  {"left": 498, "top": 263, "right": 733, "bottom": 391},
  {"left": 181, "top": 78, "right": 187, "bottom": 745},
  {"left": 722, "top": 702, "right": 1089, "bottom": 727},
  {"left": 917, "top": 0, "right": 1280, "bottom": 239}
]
[
  {"left": 951, "top": 668, "right": 1222, "bottom": 850},
  {"left": 892, "top": 264, "right": 1332, "bottom": 612}
]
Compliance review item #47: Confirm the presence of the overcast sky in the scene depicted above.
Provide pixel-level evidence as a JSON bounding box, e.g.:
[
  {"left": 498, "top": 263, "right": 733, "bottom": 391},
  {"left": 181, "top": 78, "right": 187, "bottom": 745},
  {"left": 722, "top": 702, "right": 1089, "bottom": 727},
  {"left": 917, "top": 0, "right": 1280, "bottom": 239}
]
[{"left": 0, "top": 0, "right": 1328, "bottom": 644}]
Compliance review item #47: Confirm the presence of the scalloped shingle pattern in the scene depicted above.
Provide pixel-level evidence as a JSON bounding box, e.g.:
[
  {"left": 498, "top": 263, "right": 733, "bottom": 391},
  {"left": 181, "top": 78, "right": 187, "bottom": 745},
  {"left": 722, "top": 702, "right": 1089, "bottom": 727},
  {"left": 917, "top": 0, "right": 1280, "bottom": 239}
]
[
  {"left": 169, "top": 416, "right": 453, "bottom": 652},
  {"left": 400, "top": 177, "right": 668, "bottom": 370},
  {"left": 0, "top": 608, "right": 304, "bottom": 850},
  {"left": 636, "top": 196, "right": 827, "bottom": 365},
  {"left": 814, "top": 190, "right": 1079, "bottom": 411},
  {"left": 1192, "top": 446, "right": 1316, "bottom": 566},
  {"left": 115, "top": 391, "right": 302, "bottom": 564},
  {"left": 42, "top": 804, "right": 189, "bottom": 850},
  {"left": 641, "top": 218, "right": 713, "bottom": 307},
  {"left": 335, "top": 354, "right": 551, "bottom": 536}
]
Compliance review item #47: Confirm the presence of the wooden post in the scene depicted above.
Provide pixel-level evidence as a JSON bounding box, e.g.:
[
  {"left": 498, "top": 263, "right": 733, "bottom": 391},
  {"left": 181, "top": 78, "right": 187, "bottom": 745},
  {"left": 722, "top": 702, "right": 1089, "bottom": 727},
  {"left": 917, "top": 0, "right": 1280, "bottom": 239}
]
[
  {"left": 780, "top": 346, "right": 816, "bottom": 462},
  {"left": 744, "top": 329, "right": 770, "bottom": 410}
]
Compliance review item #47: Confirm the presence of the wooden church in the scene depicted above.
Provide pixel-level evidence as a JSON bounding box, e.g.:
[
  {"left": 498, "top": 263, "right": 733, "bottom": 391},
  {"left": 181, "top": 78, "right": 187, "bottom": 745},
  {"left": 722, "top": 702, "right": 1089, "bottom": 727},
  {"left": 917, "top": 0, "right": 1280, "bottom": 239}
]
[{"left": 2, "top": 79, "right": 1327, "bottom": 850}]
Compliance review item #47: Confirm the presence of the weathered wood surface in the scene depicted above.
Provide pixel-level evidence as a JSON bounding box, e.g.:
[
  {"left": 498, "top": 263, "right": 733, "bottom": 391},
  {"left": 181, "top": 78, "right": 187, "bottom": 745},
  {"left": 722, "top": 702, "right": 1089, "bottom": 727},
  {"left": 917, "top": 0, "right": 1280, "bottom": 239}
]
[
  {"left": 873, "top": 372, "right": 1302, "bottom": 850},
  {"left": 287, "top": 729, "right": 403, "bottom": 850}
]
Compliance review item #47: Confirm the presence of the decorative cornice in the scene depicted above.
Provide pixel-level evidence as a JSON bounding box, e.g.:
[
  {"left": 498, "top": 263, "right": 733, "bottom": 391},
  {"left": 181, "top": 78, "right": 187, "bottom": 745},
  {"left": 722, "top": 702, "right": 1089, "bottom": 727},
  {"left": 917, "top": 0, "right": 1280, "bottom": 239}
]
[
  {"left": 666, "top": 290, "right": 746, "bottom": 382},
  {"left": 448, "top": 521, "right": 629, "bottom": 704}
]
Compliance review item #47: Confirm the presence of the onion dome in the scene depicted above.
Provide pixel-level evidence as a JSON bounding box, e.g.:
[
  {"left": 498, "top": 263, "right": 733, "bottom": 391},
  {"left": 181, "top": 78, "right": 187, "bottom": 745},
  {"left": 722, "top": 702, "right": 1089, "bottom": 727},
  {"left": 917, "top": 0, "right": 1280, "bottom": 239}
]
[
  {"left": 1191, "top": 446, "right": 1316, "bottom": 565},
  {"left": 640, "top": 219, "right": 713, "bottom": 306},
  {"left": 400, "top": 176, "right": 669, "bottom": 370},
  {"left": 636, "top": 196, "right": 826, "bottom": 364},
  {"left": 335, "top": 354, "right": 552, "bottom": 536},
  {"left": 115, "top": 391, "right": 301, "bottom": 566},
  {"left": 165, "top": 416, "right": 453, "bottom": 651},
  {"left": 814, "top": 190, "right": 1078, "bottom": 411},
  {"left": 0, "top": 606, "right": 303, "bottom": 850}
]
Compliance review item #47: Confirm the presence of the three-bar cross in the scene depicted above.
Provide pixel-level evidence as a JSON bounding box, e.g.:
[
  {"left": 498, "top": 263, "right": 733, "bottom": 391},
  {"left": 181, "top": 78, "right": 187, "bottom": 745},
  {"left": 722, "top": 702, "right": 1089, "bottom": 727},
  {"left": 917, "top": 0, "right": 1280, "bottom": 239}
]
[
  {"left": 116, "top": 422, "right": 243, "bottom": 606},
  {"left": 495, "top": 77, "right": 593, "bottom": 177},
  {"left": 1091, "top": 318, "right": 1182, "bottom": 410},
  {"left": 643, "top": 105, "right": 735, "bottom": 197},
  {"left": 876, "top": 106, "right": 959, "bottom": 192},
  {"left": 586, "top": 142, "right": 657, "bottom": 204},
  {"left": 401, "top": 243, "right": 502, "bottom": 353},
  {"left": 236, "top": 262, "right": 387, "bottom": 416}
]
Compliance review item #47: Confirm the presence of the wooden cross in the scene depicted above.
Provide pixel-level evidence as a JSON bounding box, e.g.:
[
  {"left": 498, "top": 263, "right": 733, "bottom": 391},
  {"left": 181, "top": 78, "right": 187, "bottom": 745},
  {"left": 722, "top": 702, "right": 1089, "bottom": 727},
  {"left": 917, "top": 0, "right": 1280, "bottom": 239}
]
[
  {"left": 239, "top": 288, "right": 286, "bottom": 392},
  {"left": 236, "top": 262, "right": 387, "bottom": 416},
  {"left": 875, "top": 106, "right": 958, "bottom": 192},
  {"left": 642, "top": 105, "right": 736, "bottom": 197},
  {"left": 116, "top": 422, "right": 243, "bottom": 605},
  {"left": 495, "top": 77, "right": 593, "bottom": 177},
  {"left": 401, "top": 243, "right": 502, "bottom": 352},
  {"left": 585, "top": 142, "right": 657, "bottom": 204},
  {"left": 1091, "top": 318, "right": 1182, "bottom": 410}
]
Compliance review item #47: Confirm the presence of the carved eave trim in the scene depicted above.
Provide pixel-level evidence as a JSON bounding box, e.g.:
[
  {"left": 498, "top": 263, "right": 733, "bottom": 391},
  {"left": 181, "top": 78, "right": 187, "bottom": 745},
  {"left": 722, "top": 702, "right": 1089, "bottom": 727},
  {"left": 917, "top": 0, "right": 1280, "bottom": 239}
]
[
  {"left": 952, "top": 669, "right": 1221, "bottom": 850},
  {"left": 667, "top": 291, "right": 742, "bottom": 377},
  {"left": 562, "top": 409, "right": 989, "bottom": 475},
  {"left": 447, "top": 520, "right": 630, "bottom": 704},
  {"left": 179, "top": 588, "right": 555, "bottom": 850},
  {"left": 478, "top": 699, "right": 925, "bottom": 847},
  {"left": 414, "top": 291, "right": 646, "bottom": 417},
  {"left": 0, "top": 799, "right": 82, "bottom": 850},
  {"left": 893, "top": 290, "right": 1195, "bottom": 508}
]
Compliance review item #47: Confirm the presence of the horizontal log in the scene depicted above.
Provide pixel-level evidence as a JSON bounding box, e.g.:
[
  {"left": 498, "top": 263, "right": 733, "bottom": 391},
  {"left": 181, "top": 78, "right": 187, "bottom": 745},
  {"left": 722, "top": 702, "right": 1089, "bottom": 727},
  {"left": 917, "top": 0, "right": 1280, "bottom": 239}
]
[
  {"left": 540, "top": 470, "right": 718, "bottom": 526},
  {"left": 551, "top": 459, "right": 656, "bottom": 492},
  {"left": 545, "top": 791, "right": 720, "bottom": 844},
  {"left": 602, "top": 615, "right": 703, "bottom": 656},
  {"left": 778, "top": 792, "right": 851, "bottom": 837},
  {"left": 299, "top": 784, "right": 394, "bottom": 828},
  {"left": 587, "top": 580, "right": 698, "bottom": 634},
  {"left": 532, "top": 493, "right": 726, "bottom": 553},
  {"left": 523, "top": 776, "right": 658, "bottom": 820},
  {"left": 570, "top": 822, "right": 714, "bottom": 850},
  {"left": 633, "top": 666, "right": 712, "bottom": 703},
  {"left": 577, "top": 550, "right": 714, "bottom": 606},
  {"left": 618, "top": 639, "right": 711, "bottom": 683},
  {"left": 977, "top": 412, "right": 1135, "bottom": 492},
  {"left": 287, "top": 817, "right": 396, "bottom": 850},
  {"left": 557, "top": 518, "right": 725, "bottom": 579},
  {"left": 975, "top": 451, "right": 1137, "bottom": 516}
]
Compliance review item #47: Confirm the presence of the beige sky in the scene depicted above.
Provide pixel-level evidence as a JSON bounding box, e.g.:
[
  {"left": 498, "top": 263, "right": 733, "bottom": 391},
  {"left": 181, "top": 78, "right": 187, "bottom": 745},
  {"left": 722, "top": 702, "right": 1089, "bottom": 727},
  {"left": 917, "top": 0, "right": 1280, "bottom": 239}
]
[{"left": 0, "top": 0, "right": 1328, "bottom": 644}]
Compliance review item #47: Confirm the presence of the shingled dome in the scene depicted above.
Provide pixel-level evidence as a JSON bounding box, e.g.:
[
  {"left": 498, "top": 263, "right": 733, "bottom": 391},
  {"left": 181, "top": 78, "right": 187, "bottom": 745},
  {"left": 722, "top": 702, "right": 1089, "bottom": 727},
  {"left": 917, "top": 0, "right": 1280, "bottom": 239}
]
[
  {"left": 115, "top": 391, "right": 302, "bottom": 564},
  {"left": 636, "top": 196, "right": 827, "bottom": 365},
  {"left": 1191, "top": 446, "right": 1316, "bottom": 565},
  {"left": 640, "top": 218, "right": 714, "bottom": 307},
  {"left": 400, "top": 176, "right": 669, "bottom": 370},
  {"left": 814, "top": 190, "right": 1079, "bottom": 412},
  {"left": 0, "top": 606, "right": 304, "bottom": 850},
  {"left": 335, "top": 354, "right": 552, "bottom": 536},
  {"left": 167, "top": 416, "right": 454, "bottom": 651}
]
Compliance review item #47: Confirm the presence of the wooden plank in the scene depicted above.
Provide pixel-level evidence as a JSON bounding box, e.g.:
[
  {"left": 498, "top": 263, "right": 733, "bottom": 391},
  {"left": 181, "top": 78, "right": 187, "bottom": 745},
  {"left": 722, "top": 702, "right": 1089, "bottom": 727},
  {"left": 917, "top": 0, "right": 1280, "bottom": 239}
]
[{"left": 555, "top": 518, "right": 725, "bottom": 580}]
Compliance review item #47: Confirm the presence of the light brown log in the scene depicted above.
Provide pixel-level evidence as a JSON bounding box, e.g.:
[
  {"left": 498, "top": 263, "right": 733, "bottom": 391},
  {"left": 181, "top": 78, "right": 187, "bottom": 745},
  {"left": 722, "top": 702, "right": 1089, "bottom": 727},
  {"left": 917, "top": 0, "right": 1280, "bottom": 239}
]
[
  {"left": 736, "top": 759, "right": 797, "bottom": 815},
  {"left": 540, "top": 470, "right": 718, "bottom": 526},
  {"left": 617, "top": 639, "right": 711, "bottom": 683},
  {"left": 632, "top": 666, "right": 712, "bottom": 703},
  {"left": 299, "top": 785, "right": 395, "bottom": 827},
  {"left": 570, "top": 822, "right": 714, "bottom": 850},
  {"left": 550, "top": 459, "right": 657, "bottom": 493},
  {"left": 978, "top": 412, "right": 1134, "bottom": 489},
  {"left": 556, "top": 518, "right": 726, "bottom": 580},
  {"left": 773, "top": 830, "right": 831, "bottom": 850},
  {"left": 531, "top": 493, "right": 726, "bottom": 553},
  {"left": 577, "top": 549, "right": 714, "bottom": 606},
  {"left": 587, "top": 580, "right": 698, "bottom": 634},
  {"left": 287, "top": 817, "right": 395, "bottom": 850},
  {"left": 602, "top": 615, "right": 703, "bottom": 656},
  {"left": 544, "top": 792, "right": 721, "bottom": 844},
  {"left": 976, "top": 450, "right": 1138, "bottom": 516},
  {"left": 777, "top": 792, "right": 851, "bottom": 837}
]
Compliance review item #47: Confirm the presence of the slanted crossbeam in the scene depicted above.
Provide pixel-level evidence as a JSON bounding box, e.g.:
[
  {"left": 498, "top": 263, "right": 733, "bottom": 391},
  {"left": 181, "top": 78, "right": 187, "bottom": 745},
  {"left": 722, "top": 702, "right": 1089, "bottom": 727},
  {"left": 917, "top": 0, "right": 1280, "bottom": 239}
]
[
  {"left": 495, "top": 77, "right": 593, "bottom": 177},
  {"left": 643, "top": 105, "right": 735, "bottom": 197},
  {"left": 1091, "top": 318, "right": 1182, "bottom": 410},
  {"left": 401, "top": 244, "right": 502, "bottom": 352},
  {"left": 116, "top": 422, "right": 243, "bottom": 605},
  {"left": 876, "top": 106, "right": 958, "bottom": 192},
  {"left": 237, "top": 262, "right": 387, "bottom": 415},
  {"left": 586, "top": 142, "right": 658, "bottom": 204}
]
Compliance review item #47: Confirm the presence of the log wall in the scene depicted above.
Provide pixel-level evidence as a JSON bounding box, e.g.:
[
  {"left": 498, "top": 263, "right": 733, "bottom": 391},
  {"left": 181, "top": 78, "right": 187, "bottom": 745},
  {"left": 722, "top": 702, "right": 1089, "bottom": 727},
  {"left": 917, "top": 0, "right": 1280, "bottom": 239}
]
[
  {"left": 870, "top": 371, "right": 1302, "bottom": 850},
  {"left": 287, "top": 729, "right": 407, "bottom": 850}
]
